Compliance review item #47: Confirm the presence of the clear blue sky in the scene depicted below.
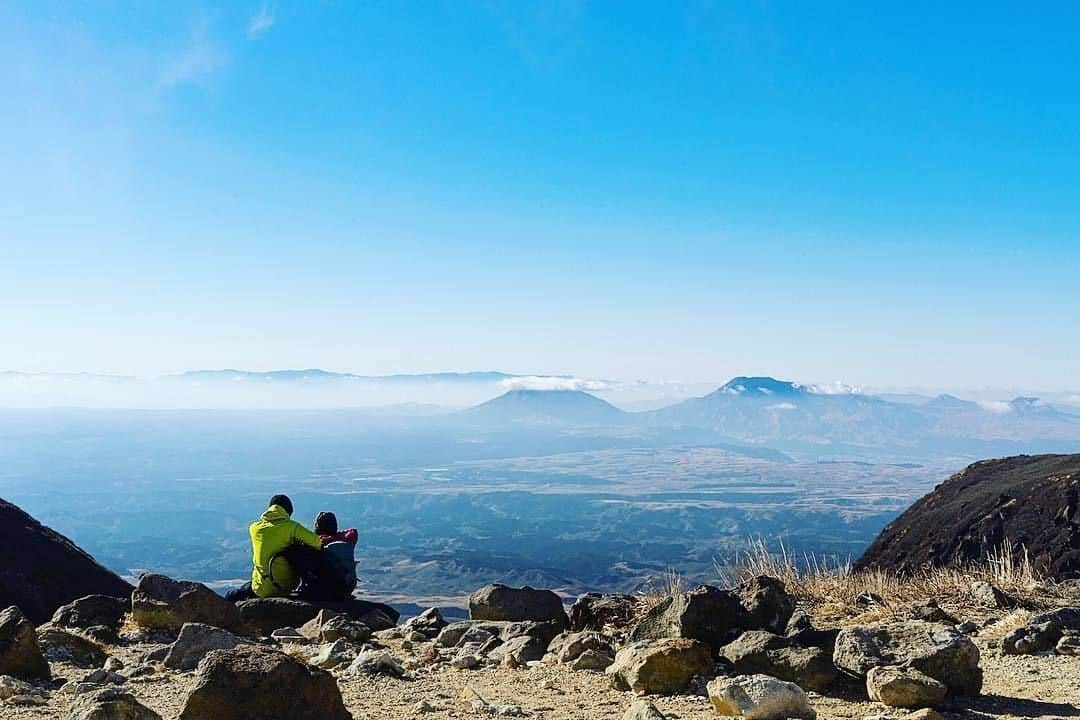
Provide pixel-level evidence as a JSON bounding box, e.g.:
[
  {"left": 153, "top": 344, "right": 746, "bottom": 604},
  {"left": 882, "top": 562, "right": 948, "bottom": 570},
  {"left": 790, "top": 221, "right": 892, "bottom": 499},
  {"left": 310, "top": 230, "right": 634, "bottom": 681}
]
[{"left": 2, "top": 2, "right": 1078, "bottom": 388}]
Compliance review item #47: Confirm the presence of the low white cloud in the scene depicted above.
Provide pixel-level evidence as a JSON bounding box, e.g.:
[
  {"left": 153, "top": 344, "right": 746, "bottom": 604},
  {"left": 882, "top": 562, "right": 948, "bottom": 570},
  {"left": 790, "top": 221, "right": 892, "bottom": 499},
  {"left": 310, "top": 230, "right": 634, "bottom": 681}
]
[
  {"left": 977, "top": 401, "right": 1013, "bottom": 414},
  {"left": 807, "top": 381, "right": 861, "bottom": 395},
  {"left": 766, "top": 402, "right": 797, "bottom": 411},
  {"left": 499, "top": 376, "right": 611, "bottom": 392},
  {"left": 248, "top": 4, "right": 276, "bottom": 38}
]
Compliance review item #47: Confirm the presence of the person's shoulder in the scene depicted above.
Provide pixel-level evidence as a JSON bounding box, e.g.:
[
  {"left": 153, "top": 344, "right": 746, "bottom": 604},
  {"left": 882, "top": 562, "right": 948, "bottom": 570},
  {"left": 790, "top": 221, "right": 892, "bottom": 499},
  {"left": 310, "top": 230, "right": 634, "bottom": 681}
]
[{"left": 342, "top": 528, "right": 358, "bottom": 544}]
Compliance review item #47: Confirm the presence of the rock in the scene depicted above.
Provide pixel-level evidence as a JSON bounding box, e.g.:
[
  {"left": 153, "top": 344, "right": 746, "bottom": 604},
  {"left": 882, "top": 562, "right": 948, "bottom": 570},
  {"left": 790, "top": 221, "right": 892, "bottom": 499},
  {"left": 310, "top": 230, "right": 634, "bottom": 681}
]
[
  {"left": 127, "top": 664, "right": 157, "bottom": 679},
  {"left": 1056, "top": 635, "right": 1080, "bottom": 655},
  {"left": 104, "top": 657, "right": 124, "bottom": 672},
  {"left": 52, "top": 595, "right": 128, "bottom": 633},
  {"left": 622, "top": 699, "right": 666, "bottom": 720},
  {"left": 0, "top": 606, "right": 50, "bottom": 679},
  {"left": 142, "top": 646, "right": 169, "bottom": 664},
  {"left": 733, "top": 576, "right": 796, "bottom": 634},
  {"left": 415, "top": 699, "right": 437, "bottom": 713},
  {"left": 606, "top": 638, "right": 714, "bottom": 695},
  {"left": 909, "top": 600, "right": 956, "bottom": 625},
  {"left": 956, "top": 621, "right": 978, "bottom": 635},
  {"left": 457, "top": 626, "right": 496, "bottom": 647},
  {"left": 1029, "top": 606, "right": 1080, "bottom": 632},
  {"left": 83, "top": 667, "right": 126, "bottom": 685},
  {"left": 178, "top": 645, "right": 351, "bottom": 720},
  {"left": 500, "top": 619, "right": 565, "bottom": 645},
  {"left": 784, "top": 611, "right": 841, "bottom": 651},
  {"left": 719, "top": 630, "right": 838, "bottom": 692},
  {"left": 131, "top": 574, "right": 242, "bottom": 633},
  {"left": 83, "top": 625, "right": 121, "bottom": 646},
  {"left": 866, "top": 666, "right": 947, "bottom": 709},
  {"left": 857, "top": 592, "right": 885, "bottom": 607},
  {"left": 38, "top": 626, "right": 108, "bottom": 667},
  {"left": 403, "top": 608, "right": 448, "bottom": 637},
  {"left": 0, "top": 674, "right": 49, "bottom": 703},
  {"left": 570, "top": 649, "right": 614, "bottom": 671},
  {"left": 629, "top": 584, "right": 750, "bottom": 653},
  {"left": 347, "top": 648, "right": 405, "bottom": 677},
  {"left": 316, "top": 615, "right": 371, "bottom": 644},
  {"left": 271, "top": 627, "right": 308, "bottom": 643},
  {"left": 237, "top": 597, "right": 398, "bottom": 637},
  {"left": 547, "top": 631, "right": 616, "bottom": 664},
  {"left": 310, "top": 639, "right": 356, "bottom": 669},
  {"left": 435, "top": 621, "right": 508, "bottom": 648},
  {"left": 69, "top": 686, "right": 162, "bottom": 720},
  {"left": 833, "top": 621, "right": 982, "bottom": 695},
  {"left": 969, "top": 581, "right": 1015, "bottom": 609},
  {"left": 707, "top": 673, "right": 816, "bottom": 720},
  {"left": 488, "top": 635, "right": 547, "bottom": 665},
  {"left": 163, "top": 623, "right": 248, "bottom": 672},
  {"left": 571, "top": 593, "right": 637, "bottom": 632},
  {"left": 450, "top": 652, "right": 481, "bottom": 670},
  {"left": 903, "top": 710, "right": 943, "bottom": 720},
  {"left": 468, "top": 584, "right": 569, "bottom": 627},
  {"left": 1002, "top": 622, "right": 1060, "bottom": 655}
]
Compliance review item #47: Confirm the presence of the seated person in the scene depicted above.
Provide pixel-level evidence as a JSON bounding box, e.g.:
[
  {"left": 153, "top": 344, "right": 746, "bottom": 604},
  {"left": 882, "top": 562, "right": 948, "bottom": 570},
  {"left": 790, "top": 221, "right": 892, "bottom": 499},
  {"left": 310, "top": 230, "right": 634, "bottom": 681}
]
[
  {"left": 314, "top": 511, "right": 358, "bottom": 598},
  {"left": 227, "top": 494, "right": 323, "bottom": 601}
]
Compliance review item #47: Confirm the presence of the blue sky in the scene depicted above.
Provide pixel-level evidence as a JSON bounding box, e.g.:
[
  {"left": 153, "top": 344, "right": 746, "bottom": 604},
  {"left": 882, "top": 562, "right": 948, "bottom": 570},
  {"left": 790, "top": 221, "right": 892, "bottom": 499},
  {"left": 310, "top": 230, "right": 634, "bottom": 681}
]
[{"left": 2, "top": 2, "right": 1078, "bottom": 389}]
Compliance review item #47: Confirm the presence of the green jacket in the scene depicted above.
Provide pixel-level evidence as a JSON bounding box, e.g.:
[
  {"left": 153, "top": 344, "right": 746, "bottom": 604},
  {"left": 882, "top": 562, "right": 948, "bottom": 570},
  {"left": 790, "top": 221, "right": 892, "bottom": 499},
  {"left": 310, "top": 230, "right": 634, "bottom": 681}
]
[{"left": 249, "top": 504, "right": 323, "bottom": 598}]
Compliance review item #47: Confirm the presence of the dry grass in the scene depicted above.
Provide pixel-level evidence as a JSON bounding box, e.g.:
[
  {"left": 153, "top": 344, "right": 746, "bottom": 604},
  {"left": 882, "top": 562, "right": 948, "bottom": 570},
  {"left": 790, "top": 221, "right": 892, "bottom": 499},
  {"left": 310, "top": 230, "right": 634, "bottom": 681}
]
[
  {"left": 634, "top": 568, "right": 686, "bottom": 618},
  {"left": 713, "top": 537, "right": 1071, "bottom": 624}
]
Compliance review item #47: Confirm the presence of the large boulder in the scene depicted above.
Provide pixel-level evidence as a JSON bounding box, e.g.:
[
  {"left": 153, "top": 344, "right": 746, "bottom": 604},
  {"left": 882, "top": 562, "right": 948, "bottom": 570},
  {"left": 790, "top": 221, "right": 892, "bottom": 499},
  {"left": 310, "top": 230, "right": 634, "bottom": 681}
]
[
  {"left": 628, "top": 585, "right": 748, "bottom": 653},
  {"left": 51, "top": 595, "right": 128, "bottom": 632},
  {"left": 0, "top": 606, "right": 50, "bottom": 679},
  {"left": 69, "top": 686, "right": 162, "bottom": 720},
  {"left": 236, "top": 597, "right": 397, "bottom": 637},
  {"left": 833, "top": 621, "right": 981, "bottom": 695},
  {"left": 606, "top": 638, "right": 713, "bottom": 695},
  {"left": 866, "top": 665, "right": 947, "bottom": 709},
  {"left": 733, "top": 577, "right": 796, "bottom": 634},
  {"left": 178, "top": 644, "right": 352, "bottom": 720},
  {"left": 707, "top": 674, "right": 816, "bottom": 720},
  {"left": 719, "top": 630, "right": 837, "bottom": 692},
  {"left": 469, "top": 584, "right": 569, "bottom": 627},
  {"left": 571, "top": 593, "right": 637, "bottom": 631},
  {"left": 131, "top": 574, "right": 242, "bottom": 633},
  {"left": 164, "top": 623, "right": 249, "bottom": 672},
  {"left": 37, "top": 626, "right": 107, "bottom": 667},
  {"left": 546, "top": 631, "right": 616, "bottom": 665},
  {"left": 0, "top": 498, "right": 133, "bottom": 625}
]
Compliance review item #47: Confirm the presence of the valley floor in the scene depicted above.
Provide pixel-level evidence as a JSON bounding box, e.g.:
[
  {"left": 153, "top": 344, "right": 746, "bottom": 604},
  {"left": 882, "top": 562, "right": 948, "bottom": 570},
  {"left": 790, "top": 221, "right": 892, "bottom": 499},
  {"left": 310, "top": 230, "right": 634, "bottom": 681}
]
[{"left": 11, "top": 634, "right": 1079, "bottom": 720}]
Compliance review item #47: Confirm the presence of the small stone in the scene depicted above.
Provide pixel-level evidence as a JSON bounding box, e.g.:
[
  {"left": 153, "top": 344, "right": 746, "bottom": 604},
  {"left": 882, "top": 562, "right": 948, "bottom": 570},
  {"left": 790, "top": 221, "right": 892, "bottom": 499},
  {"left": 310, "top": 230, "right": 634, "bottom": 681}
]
[
  {"left": 866, "top": 666, "right": 947, "bottom": 709},
  {"left": 955, "top": 621, "right": 978, "bottom": 635},
  {"left": 1056, "top": 635, "right": 1080, "bottom": 655},
  {"left": 903, "top": 710, "right": 943, "bottom": 720},
  {"left": 415, "top": 699, "right": 437, "bottom": 713},
  {"left": 623, "top": 698, "right": 667, "bottom": 720},
  {"left": 707, "top": 674, "right": 816, "bottom": 720},
  {"left": 104, "top": 657, "right": 124, "bottom": 672}
]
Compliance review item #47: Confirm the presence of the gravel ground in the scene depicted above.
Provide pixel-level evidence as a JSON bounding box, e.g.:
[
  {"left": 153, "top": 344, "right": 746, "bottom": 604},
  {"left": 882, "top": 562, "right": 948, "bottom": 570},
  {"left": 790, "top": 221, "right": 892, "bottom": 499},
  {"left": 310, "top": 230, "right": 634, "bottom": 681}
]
[{"left": 5, "top": 635, "right": 1078, "bottom": 720}]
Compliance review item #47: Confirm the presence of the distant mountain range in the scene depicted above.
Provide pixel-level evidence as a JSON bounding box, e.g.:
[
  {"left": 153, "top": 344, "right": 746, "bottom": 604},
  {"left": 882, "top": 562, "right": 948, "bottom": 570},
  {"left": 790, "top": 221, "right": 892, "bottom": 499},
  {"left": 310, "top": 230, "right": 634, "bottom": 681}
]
[
  {"left": 450, "top": 376, "right": 1080, "bottom": 458},
  {"left": 461, "top": 389, "right": 628, "bottom": 426}
]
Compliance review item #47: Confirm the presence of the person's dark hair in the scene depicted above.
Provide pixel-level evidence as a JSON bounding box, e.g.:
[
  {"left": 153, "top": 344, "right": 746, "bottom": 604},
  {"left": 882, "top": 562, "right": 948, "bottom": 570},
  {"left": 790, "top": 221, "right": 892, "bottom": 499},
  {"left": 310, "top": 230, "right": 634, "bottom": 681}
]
[
  {"left": 314, "top": 511, "right": 337, "bottom": 535},
  {"left": 269, "top": 494, "right": 293, "bottom": 516}
]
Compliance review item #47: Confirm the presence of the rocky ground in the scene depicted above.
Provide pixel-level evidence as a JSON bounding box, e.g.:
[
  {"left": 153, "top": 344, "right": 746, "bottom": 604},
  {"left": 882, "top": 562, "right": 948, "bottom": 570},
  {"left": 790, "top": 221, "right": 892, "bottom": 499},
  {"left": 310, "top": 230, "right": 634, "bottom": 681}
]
[
  {"left": 1, "top": 575, "right": 1077, "bottom": 720},
  {"left": 4, "top": 631, "right": 1078, "bottom": 720}
]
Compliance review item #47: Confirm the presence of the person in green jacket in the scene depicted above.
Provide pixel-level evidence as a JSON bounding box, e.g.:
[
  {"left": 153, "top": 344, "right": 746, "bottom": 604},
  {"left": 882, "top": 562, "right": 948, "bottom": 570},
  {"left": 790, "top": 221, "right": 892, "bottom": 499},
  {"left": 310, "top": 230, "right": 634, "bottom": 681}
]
[{"left": 225, "top": 494, "right": 323, "bottom": 601}]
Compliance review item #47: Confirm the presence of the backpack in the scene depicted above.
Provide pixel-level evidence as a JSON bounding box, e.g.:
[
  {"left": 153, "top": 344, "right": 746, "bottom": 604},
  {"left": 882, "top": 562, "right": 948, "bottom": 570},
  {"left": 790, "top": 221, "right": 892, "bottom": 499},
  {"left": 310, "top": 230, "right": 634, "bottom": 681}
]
[
  {"left": 323, "top": 540, "right": 357, "bottom": 595},
  {"left": 269, "top": 544, "right": 349, "bottom": 601}
]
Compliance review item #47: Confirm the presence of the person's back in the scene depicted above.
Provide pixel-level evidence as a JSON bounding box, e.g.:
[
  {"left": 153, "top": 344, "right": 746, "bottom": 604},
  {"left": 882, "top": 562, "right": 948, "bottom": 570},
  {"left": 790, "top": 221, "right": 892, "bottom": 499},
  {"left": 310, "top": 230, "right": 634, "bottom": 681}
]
[
  {"left": 314, "top": 511, "right": 358, "bottom": 598},
  {"left": 249, "top": 495, "right": 323, "bottom": 598}
]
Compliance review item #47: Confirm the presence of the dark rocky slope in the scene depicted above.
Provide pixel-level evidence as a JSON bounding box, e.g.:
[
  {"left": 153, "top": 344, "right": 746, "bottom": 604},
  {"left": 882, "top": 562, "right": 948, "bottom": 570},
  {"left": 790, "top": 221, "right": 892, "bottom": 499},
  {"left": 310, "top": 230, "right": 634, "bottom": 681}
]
[
  {"left": 0, "top": 497, "right": 132, "bottom": 623},
  {"left": 856, "top": 454, "right": 1080, "bottom": 579}
]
